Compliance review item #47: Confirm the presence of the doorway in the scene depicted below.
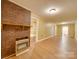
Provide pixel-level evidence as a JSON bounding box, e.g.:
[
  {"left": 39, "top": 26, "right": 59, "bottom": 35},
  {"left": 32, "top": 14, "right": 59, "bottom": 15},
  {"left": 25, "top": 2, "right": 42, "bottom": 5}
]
[{"left": 62, "top": 26, "right": 68, "bottom": 38}]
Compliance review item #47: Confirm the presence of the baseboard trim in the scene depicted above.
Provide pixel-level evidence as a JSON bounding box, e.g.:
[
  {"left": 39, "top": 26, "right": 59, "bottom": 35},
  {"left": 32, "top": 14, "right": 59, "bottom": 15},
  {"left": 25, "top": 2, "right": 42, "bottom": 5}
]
[
  {"left": 16, "top": 48, "right": 29, "bottom": 56},
  {"left": 37, "top": 35, "right": 53, "bottom": 43},
  {"left": 2, "top": 53, "right": 15, "bottom": 59},
  {"left": 2, "top": 48, "right": 30, "bottom": 59}
]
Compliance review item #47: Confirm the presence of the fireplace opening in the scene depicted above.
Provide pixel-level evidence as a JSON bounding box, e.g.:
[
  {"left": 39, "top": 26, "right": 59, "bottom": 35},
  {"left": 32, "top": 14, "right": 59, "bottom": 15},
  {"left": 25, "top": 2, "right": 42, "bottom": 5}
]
[{"left": 16, "top": 37, "right": 30, "bottom": 55}]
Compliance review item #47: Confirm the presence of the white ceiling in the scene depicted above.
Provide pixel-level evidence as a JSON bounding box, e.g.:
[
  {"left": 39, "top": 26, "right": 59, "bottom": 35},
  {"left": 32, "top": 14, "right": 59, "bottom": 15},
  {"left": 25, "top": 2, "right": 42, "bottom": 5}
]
[{"left": 9, "top": 0, "right": 77, "bottom": 23}]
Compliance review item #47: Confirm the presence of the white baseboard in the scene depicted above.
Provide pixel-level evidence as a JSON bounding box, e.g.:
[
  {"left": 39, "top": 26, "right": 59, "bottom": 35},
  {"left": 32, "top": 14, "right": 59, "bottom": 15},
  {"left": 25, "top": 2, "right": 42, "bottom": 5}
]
[
  {"left": 2, "top": 53, "right": 15, "bottom": 59},
  {"left": 37, "top": 35, "right": 53, "bottom": 43},
  {"left": 16, "top": 48, "right": 29, "bottom": 56},
  {"left": 2, "top": 48, "right": 30, "bottom": 59}
]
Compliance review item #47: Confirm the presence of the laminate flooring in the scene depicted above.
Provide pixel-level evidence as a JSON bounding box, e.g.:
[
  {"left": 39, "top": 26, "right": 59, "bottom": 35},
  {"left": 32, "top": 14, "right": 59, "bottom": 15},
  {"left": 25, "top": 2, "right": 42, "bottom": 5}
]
[{"left": 6, "top": 36, "right": 76, "bottom": 59}]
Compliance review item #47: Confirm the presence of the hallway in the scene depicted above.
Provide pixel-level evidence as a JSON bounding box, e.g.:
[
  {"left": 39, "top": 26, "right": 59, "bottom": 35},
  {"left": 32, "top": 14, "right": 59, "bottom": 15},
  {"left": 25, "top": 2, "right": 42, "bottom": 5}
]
[{"left": 7, "top": 36, "right": 76, "bottom": 59}]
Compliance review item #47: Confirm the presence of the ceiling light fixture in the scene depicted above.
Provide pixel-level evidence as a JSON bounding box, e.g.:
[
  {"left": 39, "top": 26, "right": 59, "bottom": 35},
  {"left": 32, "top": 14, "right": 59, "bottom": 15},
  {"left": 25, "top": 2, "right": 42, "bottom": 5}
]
[
  {"left": 46, "top": 7, "right": 60, "bottom": 15},
  {"left": 48, "top": 8, "right": 56, "bottom": 14}
]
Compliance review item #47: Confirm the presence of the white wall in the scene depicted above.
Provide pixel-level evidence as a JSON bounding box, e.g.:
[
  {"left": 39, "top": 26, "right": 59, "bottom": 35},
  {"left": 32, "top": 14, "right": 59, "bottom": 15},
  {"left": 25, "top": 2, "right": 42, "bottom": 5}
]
[{"left": 45, "top": 23, "right": 56, "bottom": 37}]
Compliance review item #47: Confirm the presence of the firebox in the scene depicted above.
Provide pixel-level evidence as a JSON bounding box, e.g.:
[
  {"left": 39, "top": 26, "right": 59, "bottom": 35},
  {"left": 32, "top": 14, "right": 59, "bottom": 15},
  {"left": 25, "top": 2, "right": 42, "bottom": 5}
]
[{"left": 16, "top": 37, "right": 29, "bottom": 56}]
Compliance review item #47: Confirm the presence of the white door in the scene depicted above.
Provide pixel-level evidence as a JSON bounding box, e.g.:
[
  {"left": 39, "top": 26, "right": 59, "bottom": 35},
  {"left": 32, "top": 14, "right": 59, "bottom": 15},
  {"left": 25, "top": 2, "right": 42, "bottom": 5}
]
[{"left": 62, "top": 26, "right": 68, "bottom": 38}]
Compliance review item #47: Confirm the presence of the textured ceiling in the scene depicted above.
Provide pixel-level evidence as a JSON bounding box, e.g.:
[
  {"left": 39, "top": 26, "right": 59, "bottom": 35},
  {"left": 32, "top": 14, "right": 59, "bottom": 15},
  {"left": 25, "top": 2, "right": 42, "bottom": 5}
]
[{"left": 9, "top": 0, "right": 77, "bottom": 23}]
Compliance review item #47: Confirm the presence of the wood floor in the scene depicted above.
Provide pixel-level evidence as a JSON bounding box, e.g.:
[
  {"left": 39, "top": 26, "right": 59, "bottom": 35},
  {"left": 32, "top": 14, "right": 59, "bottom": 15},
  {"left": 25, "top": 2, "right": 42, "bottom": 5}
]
[{"left": 6, "top": 36, "right": 76, "bottom": 59}]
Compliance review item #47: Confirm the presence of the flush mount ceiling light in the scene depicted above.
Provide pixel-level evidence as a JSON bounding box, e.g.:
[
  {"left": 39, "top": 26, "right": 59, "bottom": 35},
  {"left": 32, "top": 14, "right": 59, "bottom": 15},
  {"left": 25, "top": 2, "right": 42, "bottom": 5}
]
[
  {"left": 46, "top": 8, "right": 60, "bottom": 15},
  {"left": 48, "top": 8, "right": 56, "bottom": 14}
]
